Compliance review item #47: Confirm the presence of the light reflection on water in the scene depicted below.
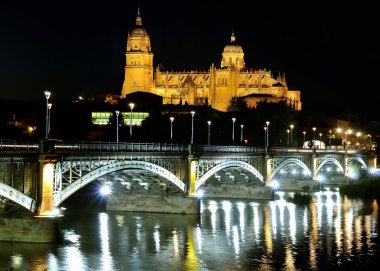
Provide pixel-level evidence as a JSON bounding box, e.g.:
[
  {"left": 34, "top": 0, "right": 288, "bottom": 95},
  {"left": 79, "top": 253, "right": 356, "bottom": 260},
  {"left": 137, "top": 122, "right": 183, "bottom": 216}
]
[{"left": 0, "top": 191, "right": 379, "bottom": 270}]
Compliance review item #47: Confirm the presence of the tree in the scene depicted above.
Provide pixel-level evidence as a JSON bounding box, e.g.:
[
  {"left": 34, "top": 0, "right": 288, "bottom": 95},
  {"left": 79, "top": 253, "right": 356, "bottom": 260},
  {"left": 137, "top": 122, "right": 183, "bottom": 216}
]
[{"left": 226, "top": 96, "right": 248, "bottom": 112}]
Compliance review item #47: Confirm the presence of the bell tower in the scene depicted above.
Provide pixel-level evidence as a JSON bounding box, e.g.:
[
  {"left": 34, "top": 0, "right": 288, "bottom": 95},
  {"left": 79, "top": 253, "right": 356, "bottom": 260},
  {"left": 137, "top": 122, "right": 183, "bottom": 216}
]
[{"left": 121, "top": 9, "right": 154, "bottom": 97}]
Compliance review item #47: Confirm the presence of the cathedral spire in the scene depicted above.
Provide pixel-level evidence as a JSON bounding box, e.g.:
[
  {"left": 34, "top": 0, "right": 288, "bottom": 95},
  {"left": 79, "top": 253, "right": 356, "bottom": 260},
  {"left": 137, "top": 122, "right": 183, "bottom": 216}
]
[{"left": 136, "top": 8, "right": 142, "bottom": 26}]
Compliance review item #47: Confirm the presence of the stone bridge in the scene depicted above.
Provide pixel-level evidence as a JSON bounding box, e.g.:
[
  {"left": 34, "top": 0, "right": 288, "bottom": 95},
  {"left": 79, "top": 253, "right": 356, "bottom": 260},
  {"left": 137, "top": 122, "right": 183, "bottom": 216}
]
[{"left": 0, "top": 140, "right": 377, "bottom": 215}]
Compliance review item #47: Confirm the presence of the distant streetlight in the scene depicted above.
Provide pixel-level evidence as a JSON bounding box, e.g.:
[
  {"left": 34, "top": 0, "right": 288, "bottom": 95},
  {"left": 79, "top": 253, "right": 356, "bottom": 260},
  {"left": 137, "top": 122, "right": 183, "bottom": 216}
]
[
  {"left": 303, "top": 131, "right": 306, "bottom": 146},
  {"left": 44, "top": 90, "right": 51, "bottom": 139},
  {"left": 115, "top": 110, "right": 120, "bottom": 144},
  {"left": 129, "top": 103, "right": 135, "bottom": 141},
  {"left": 170, "top": 117, "right": 174, "bottom": 143},
  {"left": 290, "top": 124, "right": 294, "bottom": 146},
  {"left": 190, "top": 111, "right": 195, "bottom": 144},
  {"left": 207, "top": 121, "right": 211, "bottom": 145},
  {"left": 319, "top": 133, "right": 322, "bottom": 144},
  {"left": 232, "top": 118, "right": 236, "bottom": 144},
  {"left": 265, "top": 121, "right": 270, "bottom": 147},
  {"left": 48, "top": 103, "right": 52, "bottom": 137},
  {"left": 286, "top": 129, "right": 290, "bottom": 146},
  {"left": 312, "top": 127, "right": 316, "bottom": 140},
  {"left": 240, "top": 124, "right": 244, "bottom": 144}
]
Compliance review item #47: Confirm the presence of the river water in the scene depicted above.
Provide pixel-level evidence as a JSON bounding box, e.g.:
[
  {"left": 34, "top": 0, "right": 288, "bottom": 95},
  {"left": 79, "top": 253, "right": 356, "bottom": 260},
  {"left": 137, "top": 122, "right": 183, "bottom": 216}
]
[{"left": 1, "top": 189, "right": 379, "bottom": 270}]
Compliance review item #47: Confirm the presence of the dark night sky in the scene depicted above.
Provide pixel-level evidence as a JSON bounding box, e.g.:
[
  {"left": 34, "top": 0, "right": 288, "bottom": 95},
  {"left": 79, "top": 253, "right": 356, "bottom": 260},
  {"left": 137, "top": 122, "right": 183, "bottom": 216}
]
[{"left": 0, "top": 1, "right": 379, "bottom": 120}]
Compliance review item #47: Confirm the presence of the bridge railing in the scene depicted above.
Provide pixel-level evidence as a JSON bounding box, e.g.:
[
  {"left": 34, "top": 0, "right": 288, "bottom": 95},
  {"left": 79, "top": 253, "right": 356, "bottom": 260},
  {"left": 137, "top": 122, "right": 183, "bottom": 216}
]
[
  {"left": 0, "top": 140, "right": 39, "bottom": 153},
  {"left": 54, "top": 142, "right": 189, "bottom": 153},
  {"left": 193, "top": 145, "right": 266, "bottom": 154},
  {"left": 269, "top": 147, "right": 363, "bottom": 155}
]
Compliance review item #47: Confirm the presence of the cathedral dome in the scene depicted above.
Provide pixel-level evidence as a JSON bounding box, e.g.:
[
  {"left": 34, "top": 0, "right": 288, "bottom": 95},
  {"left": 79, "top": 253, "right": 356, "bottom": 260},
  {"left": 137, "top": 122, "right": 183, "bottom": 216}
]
[
  {"left": 223, "top": 32, "right": 243, "bottom": 54},
  {"left": 131, "top": 26, "right": 148, "bottom": 37}
]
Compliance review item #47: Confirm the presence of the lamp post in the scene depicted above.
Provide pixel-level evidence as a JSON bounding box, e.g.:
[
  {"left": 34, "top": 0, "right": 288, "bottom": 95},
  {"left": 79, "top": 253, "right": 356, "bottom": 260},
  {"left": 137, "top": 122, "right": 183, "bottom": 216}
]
[
  {"left": 312, "top": 127, "right": 316, "bottom": 140},
  {"left": 190, "top": 111, "right": 195, "bottom": 144},
  {"left": 319, "top": 133, "right": 322, "bottom": 148},
  {"left": 286, "top": 129, "right": 290, "bottom": 146},
  {"left": 232, "top": 118, "right": 236, "bottom": 144},
  {"left": 290, "top": 124, "right": 294, "bottom": 146},
  {"left": 337, "top": 128, "right": 342, "bottom": 147},
  {"left": 129, "top": 103, "right": 135, "bottom": 141},
  {"left": 266, "top": 121, "right": 270, "bottom": 147},
  {"left": 44, "top": 90, "right": 51, "bottom": 139},
  {"left": 356, "top": 132, "right": 361, "bottom": 149},
  {"left": 48, "top": 103, "right": 52, "bottom": 137},
  {"left": 346, "top": 129, "right": 352, "bottom": 148},
  {"left": 329, "top": 130, "right": 332, "bottom": 147},
  {"left": 368, "top": 134, "right": 372, "bottom": 150},
  {"left": 207, "top": 121, "right": 211, "bottom": 145},
  {"left": 264, "top": 127, "right": 267, "bottom": 147},
  {"left": 115, "top": 110, "right": 120, "bottom": 144},
  {"left": 170, "top": 117, "right": 174, "bottom": 143},
  {"left": 240, "top": 124, "right": 244, "bottom": 144},
  {"left": 303, "top": 131, "right": 306, "bottom": 146}
]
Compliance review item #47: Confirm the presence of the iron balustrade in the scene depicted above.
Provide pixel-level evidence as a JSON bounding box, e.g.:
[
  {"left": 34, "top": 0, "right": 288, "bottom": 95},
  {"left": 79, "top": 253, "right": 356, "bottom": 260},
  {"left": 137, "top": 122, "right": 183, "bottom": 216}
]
[
  {"left": 0, "top": 141, "right": 39, "bottom": 153},
  {"left": 0, "top": 139, "right": 370, "bottom": 155}
]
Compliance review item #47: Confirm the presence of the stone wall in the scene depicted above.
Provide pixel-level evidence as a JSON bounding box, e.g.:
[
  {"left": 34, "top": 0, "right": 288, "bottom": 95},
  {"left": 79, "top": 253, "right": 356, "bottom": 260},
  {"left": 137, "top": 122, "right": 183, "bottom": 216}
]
[
  {"left": 107, "top": 194, "right": 200, "bottom": 214},
  {"left": 203, "top": 185, "right": 274, "bottom": 200},
  {"left": 0, "top": 216, "right": 58, "bottom": 243}
]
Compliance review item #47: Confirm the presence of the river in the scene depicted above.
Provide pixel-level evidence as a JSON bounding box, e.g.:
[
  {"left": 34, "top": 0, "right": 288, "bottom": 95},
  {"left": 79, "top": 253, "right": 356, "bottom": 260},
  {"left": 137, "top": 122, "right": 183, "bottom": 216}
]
[{"left": 1, "top": 189, "right": 379, "bottom": 270}]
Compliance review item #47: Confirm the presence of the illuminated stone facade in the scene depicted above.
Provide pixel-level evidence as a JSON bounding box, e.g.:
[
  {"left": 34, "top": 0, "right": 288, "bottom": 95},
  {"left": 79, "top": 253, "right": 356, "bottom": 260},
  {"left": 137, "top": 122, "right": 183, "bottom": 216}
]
[{"left": 121, "top": 10, "right": 302, "bottom": 112}]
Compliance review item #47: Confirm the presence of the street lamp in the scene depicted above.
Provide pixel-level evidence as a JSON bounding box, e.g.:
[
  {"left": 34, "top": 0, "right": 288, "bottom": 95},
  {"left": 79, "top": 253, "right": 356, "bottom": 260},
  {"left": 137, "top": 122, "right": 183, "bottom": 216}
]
[
  {"left": 170, "top": 117, "right": 174, "bottom": 143},
  {"left": 207, "top": 121, "right": 211, "bottom": 145},
  {"left": 356, "top": 132, "right": 361, "bottom": 149},
  {"left": 265, "top": 121, "right": 270, "bottom": 147},
  {"left": 129, "top": 103, "right": 135, "bottom": 141},
  {"left": 290, "top": 124, "right": 294, "bottom": 146},
  {"left": 368, "top": 134, "right": 372, "bottom": 150},
  {"left": 336, "top": 128, "right": 342, "bottom": 147},
  {"left": 44, "top": 90, "right": 51, "bottom": 139},
  {"left": 286, "top": 129, "right": 290, "bottom": 146},
  {"left": 303, "top": 131, "right": 306, "bottom": 146},
  {"left": 232, "top": 118, "right": 236, "bottom": 144},
  {"left": 329, "top": 130, "right": 332, "bottom": 147},
  {"left": 190, "top": 111, "right": 195, "bottom": 144},
  {"left": 264, "top": 127, "right": 267, "bottom": 147},
  {"left": 312, "top": 127, "right": 316, "bottom": 140},
  {"left": 240, "top": 124, "right": 244, "bottom": 144},
  {"left": 115, "top": 110, "right": 120, "bottom": 144},
  {"left": 319, "top": 133, "right": 322, "bottom": 146},
  {"left": 48, "top": 103, "right": 52, "bottom": 137}
]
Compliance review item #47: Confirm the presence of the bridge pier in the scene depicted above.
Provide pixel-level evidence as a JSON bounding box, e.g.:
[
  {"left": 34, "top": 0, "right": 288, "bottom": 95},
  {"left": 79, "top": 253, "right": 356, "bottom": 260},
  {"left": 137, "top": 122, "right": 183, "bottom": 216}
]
[
  {"left": 369, "top": 155, "right": 377, "bottom": 169},
  {"left": 264, "top": 155, "right": 272, "bottom": 186},
  {"left": 188, "top": 155, "right": 198, "bottom": 196},
  {"left": 344, "top": 155, "right": 349, "bottom": 177},
  {"left": 312, "top": 154, "right": 317, "bottom": 180},
  {"left": 37, "top": 155, "right": 58, "bottom": 216}
]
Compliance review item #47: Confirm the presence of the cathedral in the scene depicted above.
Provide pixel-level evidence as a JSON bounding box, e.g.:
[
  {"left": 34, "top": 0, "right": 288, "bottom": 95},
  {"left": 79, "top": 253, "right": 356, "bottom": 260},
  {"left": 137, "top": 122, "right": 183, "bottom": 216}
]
[{"left": 121, "top": 9, "right": 301, "bottom": 112}]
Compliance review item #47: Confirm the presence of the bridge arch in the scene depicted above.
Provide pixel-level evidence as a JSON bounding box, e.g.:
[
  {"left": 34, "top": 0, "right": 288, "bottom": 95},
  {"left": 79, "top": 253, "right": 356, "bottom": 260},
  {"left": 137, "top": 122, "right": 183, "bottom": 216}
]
[
  {"left": 0, "top": 182, "right": 36, "bottom": 212},
  {"left": 347, "top": 157, "right": 367, "bottom": 170},
  {"left": 195, "top": 160, "right": 264, "bottom": 191},
  {"left": 270, "top": 158, "right": 311, "bottom": 181},
  {"left": 54, "top": 160, "right": 186, "bottom": 207},
  {"left": 316, "top": 157, "right": 344, "bottom": 175}
]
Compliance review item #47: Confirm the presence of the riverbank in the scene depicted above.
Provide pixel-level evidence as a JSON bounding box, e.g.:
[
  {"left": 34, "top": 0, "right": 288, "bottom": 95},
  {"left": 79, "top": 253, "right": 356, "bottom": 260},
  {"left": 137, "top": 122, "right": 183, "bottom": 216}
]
[{"left": 339, "top": 176, "right": 380, "bottom": 199}]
